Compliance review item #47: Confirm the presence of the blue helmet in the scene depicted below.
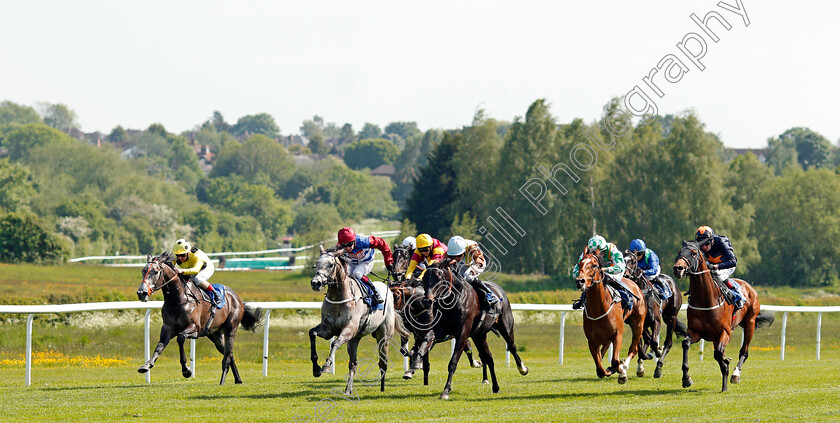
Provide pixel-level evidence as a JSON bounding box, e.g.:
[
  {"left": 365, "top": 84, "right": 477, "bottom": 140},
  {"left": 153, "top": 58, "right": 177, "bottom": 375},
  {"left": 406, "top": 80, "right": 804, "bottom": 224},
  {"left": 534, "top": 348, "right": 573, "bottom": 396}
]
[{"left": 629, "top": 239, "right": 646, "bottom": 253}]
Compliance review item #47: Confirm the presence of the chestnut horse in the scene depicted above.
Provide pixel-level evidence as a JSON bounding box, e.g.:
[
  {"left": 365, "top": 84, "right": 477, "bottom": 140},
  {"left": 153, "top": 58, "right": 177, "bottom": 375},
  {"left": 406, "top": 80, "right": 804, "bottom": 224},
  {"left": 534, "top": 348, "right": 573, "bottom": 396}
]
[
  {"left": 623, "top": 250, "right": 687, "bottom": 378},
  {"left": 575, "top": 253, "right": 646, "bottom": 384},
  {"left": 674, "top": 241, "right": 774, "bottom": 392},
  {"left": 136, "top": 252, "right": 263, "bottom": 384}
]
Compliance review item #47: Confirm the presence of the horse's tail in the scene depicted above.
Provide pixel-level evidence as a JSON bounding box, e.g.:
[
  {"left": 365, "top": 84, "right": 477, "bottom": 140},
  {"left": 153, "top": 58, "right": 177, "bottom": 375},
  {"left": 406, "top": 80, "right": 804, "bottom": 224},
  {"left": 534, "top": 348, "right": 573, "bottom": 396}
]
[
  {"left": 240, "top": 305, "right": 264, "bottom": 332},
  {"left": 394, "top": 311, "right": 410, "bottom": 338},
  {"left": 755, "top": 311, "right": 775, "bottom": 329},
  {"left": 674, "top": 318, "right": 688, "bottom": 338}
]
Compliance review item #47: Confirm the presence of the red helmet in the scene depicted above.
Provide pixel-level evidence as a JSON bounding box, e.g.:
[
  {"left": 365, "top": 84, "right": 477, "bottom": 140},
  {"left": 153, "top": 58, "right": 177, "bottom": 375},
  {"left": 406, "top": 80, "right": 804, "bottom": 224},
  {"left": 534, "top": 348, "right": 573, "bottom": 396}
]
[{"left": 337, "top": 227, "right": 356, "bottom": 244}]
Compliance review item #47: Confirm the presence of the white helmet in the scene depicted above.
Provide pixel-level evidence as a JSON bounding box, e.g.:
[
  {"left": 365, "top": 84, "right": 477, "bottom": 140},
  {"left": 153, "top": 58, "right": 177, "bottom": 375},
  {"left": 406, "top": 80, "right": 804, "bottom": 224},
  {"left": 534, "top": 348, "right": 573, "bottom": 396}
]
[
  {"left": 447, "top": 236, "right": 468, "bottom": 256},
  {"left": 401, "top": 236, "right": 416, "bottom": 249}
]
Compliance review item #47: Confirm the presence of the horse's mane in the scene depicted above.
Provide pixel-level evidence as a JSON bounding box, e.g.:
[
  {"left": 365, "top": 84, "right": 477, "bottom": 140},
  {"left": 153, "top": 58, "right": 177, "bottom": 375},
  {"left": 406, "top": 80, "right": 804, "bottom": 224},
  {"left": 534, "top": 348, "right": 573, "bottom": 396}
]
[
  {"left": 156, "top": 250, "right": 176, "bottom": 267},
  {"left": 324, "top": 244, "right": 343, "bottom": 254}
]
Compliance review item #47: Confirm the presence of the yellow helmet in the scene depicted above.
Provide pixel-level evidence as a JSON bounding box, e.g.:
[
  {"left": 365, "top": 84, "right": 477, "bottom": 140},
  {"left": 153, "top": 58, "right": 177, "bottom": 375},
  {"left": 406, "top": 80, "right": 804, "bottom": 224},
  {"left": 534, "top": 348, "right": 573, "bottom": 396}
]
[
  {"left": 416, "top": 234, "right": 433, "bottom": 249},
  {"left": 173, "top": 239, "right": 192, "bottom": 255}
]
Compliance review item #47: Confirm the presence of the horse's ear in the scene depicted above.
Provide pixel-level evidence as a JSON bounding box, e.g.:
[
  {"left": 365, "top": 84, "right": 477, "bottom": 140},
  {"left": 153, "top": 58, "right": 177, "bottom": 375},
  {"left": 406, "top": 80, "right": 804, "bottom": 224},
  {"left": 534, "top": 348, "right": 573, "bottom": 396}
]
[
  {"left": 147, "top": 254, "right": 152, "bottom": 262},
  {"left": 319, "top": 244, "right": 326, "bottom": 254},
  {"left": 338, "top": 255, "right": 351, "bottom": 263},
  {"left": 682, "top": 240, "right": 688, "bottom": 247}
]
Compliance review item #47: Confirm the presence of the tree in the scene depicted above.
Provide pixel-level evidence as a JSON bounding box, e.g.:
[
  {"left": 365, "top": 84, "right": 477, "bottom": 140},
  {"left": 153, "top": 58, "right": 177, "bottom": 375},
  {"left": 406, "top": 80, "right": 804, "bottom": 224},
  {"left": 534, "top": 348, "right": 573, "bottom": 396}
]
[
  {"left": 343, "top": 138, "right": 399, "bottom": 170},
  {"left": 385, "top": 121, "right": 422, "bottom": 141},
  {"left": 211, "top": 134, "right": 294, "bottom": 189},
  {"left": 0, "top": 158, "right": 36, "bottom": 212},
  {"left": 232, "top": 113, "right": 280, "bottom": 138},
  {"left": 754, "top": 169, "right": 840, "bottom": 286},
  {"left": 40, "top": 103, "right": 79, "bottom": 131},
  {"left": 300, "top": 115, "right": 325, "bottom": 140},
  {"left": 0, "top": 209, "right": 69, "bottom": 263},
  {"left": 307, "top": 134, "right": 330, "bottom": 155},
  {"left": 452, "top": 110, "right": 504, "bottom": 215},
  {"left": 726, "top": 153, "right": 774, "bottom": 211},
  {"left": 291, "top": 202, "right": 343, "bottom": 247},
  {"left": 5, "top": 123, "right": 74, "bottom": 161},
  {"left": 211, "top": 111, "right": 231, "bottom": 133},
  {"left": 766, "top": 127, "right": 833, "bottom": 173},
  {"left": 0, "top": 101, "right": 42, "bottom": 142},
  {"left": 338, "top": 123, "right": 354, "bottom": 146},
  {"left": 358, "top": 123, "right": 382, "bottom": 140},
  {"left": 108, "top": 125, "right": 128, "bottom": 144},
  {"left": 403, "top": 132, "right": 460, "bottom": 238}
]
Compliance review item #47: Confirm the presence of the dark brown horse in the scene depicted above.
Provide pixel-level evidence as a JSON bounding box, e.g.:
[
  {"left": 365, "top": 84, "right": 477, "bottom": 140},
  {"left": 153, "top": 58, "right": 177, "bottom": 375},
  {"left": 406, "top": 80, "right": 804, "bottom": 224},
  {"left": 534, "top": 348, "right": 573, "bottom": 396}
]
[
  {"left": 623, "top": 250, "right": 686, "bottom": 378},
  {"left": 575, "top": 253, "right": 646, "bottom": 383},
  {"left": 136, "top": 252, "right": 262, "bottom": 384},
  {"left": 389, "top": 244, "right": 483, "bottom": 385},
  {"left": 416, "top": 260, "right": 527, "bottom": 400},
  {"left": 674, "top": 241, "right": 774, "bottom": 392}
]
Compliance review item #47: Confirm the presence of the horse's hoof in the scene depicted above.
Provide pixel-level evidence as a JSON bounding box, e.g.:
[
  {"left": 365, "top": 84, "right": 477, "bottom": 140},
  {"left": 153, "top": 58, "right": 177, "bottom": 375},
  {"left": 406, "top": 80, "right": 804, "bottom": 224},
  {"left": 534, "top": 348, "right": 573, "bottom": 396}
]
[
  {"left": 492, "top": 385, "right": 500, "bottom": 393},
  {"left": 618, "top": 375, "right": 628, "bottom": 384},
  {"left": 482, "top": 379, "right": 489, "bottom": 384},
  {"left": 730, "top": 375, "right": 740, "bottom": 384},
  {"left": 653, "top": 368, "right": 663, "bottom": 379},
  {"left": 643, "top": 352, "right": 655, "bottom": 360},
  {"left": 440, "top": 392, "right": 450, "bottom": 400},
  {"left": 137, "top": 364, "right": 151, "bottom": 373},
  {"left": 636, "top": 369, "right": 645, "bottom": 378},
  {"left": 518, "top": 366, "right": 529, "bottom": 376},
  {"left": 321, "top": 364, "right": 331, "bottom": 374},
  {"left": 182, "top": 369, "right": 192, "bottom": 378},
  {"left": 313, "top": 367, "right": 322, "bottom": 378},
  {"left": 402, "top": 371, "right": 413, "bottom": 380},
  {"left": 682, "top": 377, "right": 693, "bottom": 388},
  {"left": 471, "top": 360, "right": 482, "bottom": 368}
]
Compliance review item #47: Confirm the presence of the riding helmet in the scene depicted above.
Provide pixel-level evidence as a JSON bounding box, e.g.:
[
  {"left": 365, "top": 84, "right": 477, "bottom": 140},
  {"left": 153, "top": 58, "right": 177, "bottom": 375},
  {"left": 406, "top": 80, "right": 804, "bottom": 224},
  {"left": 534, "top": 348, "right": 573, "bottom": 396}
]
[
  {"left": 401, "top": 236, "right": 416, "bottom": 249},
  {"left": 447, "top": 236, "right": 468, "bottom": 256},
  {"left": 416, "top": 234, "right": 433, "bottom": 249},
  {"left": 337, "top": 227, "right": 356, "bottom": 244},
  {"left": 173, "top": 239, "right": 191, "bottom": 255},
  {"left": 695, "top": 226, "right": 715, "bottom": 245},
  {"left": 587, "top": 235, "right": 607, "bottom": 251},
  {"left": 629, "top": 239, "right": 646, "bottom": 253}
]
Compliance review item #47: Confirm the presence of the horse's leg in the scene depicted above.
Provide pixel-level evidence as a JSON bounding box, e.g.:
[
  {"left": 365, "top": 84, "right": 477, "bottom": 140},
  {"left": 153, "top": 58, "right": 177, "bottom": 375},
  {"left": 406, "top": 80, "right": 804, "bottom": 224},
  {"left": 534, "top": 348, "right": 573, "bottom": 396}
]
[
  {"left": 732, "top": 316, "right": 756, "bottom": 384},
  {"left": 589, "top": 337, "right": 609, "bottom": 378},
  {"left": 344, "top": 338, "right": 361, "bottom": 396},
  {"left": 464, "top": 340, "right": 482, "bottom": 368},
  {"left": 138, "top": 325, "right": 173, "bottom": 373},
  {"left": 651, "top": 305, "right": 663, "bottom": 358},
  {"left": 411, "top": 331, "right": 435, "bottom": 370},
  {"left": 322, "top": 325, "right": 357, "bottom": 376},
  {"left": 681, "top": 331, "right": 699, "bottom": 388},
  {"left": 654, "top": 310, "right": 677, "bottom": 379},
  {"left": 473, "top": 333, "right": 499, "bottom": 394},
  {"left": 615, "top": 329, "right": 628, "bottom": 384},
  {"left": 176, "top": 332, "right": 191, "bottom": 378},
  {"left": 308, "top": 323, "right": 331, "bottom": 377},
  {"left": 422, "top": 352, "right": 430, "bottom": 386},
  {"left": 227, "top": 327, "right": 243, "bottom": 384},
  {"left": 440, "top": 329, "right": 470, "bottom": 400},
  {"left": 713, "top": 332, "right": 732, "bottom": 392},
  {"left": 497, "top": 312, "right": 528, "bottom": 376},
  {"left": 374, "top": 332, "right": 389, "bottom": 392},
  {"left": 217, "top": 330, "right": 237, "bottom": 385}
]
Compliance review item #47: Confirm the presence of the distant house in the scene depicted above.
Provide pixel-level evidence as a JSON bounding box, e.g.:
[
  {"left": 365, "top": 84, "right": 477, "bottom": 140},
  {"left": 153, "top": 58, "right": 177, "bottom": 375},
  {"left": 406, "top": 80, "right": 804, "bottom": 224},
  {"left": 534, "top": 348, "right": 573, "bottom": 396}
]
[
  {"left": 66, "top": 128, "right": 105, "bottom": 147},
  {"left": 283, "top": 135, "right": 309, "bottom": 149},
  {"left": 0, "top": 147, "right": 7, "bottom": 157},
  {"left": 730, "top": 148, "right": 768, "bottom": 163},
  {"left": 370, "top": 164, "right": 395, "bottom": 179}
]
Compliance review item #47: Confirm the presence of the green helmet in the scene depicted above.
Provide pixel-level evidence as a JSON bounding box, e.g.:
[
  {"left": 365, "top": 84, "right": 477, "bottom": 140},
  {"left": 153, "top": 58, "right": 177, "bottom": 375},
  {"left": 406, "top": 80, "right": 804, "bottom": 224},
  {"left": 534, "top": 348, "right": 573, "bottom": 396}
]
[{"left": 587, "top": 235, "right": 607, "bottom": 251}]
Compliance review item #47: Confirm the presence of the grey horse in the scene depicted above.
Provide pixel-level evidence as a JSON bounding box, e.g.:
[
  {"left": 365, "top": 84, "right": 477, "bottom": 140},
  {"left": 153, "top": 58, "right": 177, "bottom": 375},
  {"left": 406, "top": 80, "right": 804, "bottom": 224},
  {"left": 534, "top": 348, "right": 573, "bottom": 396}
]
[{"left": 309, "top": 245, "right": 404, "bottom": 394}]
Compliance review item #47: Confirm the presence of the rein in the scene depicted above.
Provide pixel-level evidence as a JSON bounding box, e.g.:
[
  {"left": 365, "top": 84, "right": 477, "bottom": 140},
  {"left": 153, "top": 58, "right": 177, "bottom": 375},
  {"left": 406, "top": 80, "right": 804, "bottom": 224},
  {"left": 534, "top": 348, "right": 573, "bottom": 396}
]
[
  {"left": 146, "top": 262, "right": 181, "bottom": 296},
  {"left": 584, "top": 302, "right": 616, "bottom": 320},
  {"left": 321, "top": 254, "right": 363, "bottom": 305}
]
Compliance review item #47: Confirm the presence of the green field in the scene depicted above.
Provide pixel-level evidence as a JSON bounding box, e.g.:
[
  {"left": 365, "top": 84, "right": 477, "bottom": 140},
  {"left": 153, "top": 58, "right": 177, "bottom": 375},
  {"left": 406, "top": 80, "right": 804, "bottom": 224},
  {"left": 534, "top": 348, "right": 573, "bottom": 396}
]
[{"left": 1, "top": 263, "right": 840, "bottom": 421}]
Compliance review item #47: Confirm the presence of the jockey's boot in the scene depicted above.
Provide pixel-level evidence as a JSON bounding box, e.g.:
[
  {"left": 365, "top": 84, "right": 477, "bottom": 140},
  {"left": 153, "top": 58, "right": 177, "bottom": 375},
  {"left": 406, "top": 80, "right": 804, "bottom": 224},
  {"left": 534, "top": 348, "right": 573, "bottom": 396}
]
[
  {"left": 572, "top": 292, "right": 586, "bottom": 310},
  {"left": 362, "top": 276, "right": 383, "bottom": 305},
  {"left": 725, "top": 279, "right": 746, "bottom": 310},
  {"left": 206, "top": 286, "right": 223, "bottom": 309},
  {"left": 656, "top": 279, "right": 671, "bottom": 300}
]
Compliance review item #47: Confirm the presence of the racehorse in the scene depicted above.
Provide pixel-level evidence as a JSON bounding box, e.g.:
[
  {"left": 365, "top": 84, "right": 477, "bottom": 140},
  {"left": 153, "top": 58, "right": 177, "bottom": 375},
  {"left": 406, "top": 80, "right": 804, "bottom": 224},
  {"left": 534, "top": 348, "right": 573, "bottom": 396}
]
[
  {"left": 575, "top": 253, "right": 646, "bottom": 384},
  {"left": 623, "top": 250, "right": 687, "bottom": 378},
  {"left": 309, "top": 245, "right": 400, "bottom": 395},
  {"left": 674, "top": 241, "right": 774, "bottom": 392},
  {"left": 389, "top": 244, "right": 484, "bottom": 385},
  {"left": 136, "top": 252, "right": 262, "bottom": 385},
  {"left": 416, "top": 260, "right": 528, "bottom": 400}
]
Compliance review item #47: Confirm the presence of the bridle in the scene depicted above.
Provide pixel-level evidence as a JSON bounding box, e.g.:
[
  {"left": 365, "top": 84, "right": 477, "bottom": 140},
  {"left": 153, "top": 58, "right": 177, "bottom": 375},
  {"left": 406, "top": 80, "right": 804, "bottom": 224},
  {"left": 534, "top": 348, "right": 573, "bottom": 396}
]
[{"left": 142, "top": 259, "right": 180, "bottom": 297}]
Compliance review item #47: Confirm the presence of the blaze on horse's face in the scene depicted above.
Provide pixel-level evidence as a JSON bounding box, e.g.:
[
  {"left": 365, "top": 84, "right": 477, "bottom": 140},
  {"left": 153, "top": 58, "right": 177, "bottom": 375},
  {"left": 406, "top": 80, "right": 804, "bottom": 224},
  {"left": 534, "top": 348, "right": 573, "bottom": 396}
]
[
  {"left": 137, "top": 255, "right": 160, "bottom": 302},
  {"left": 311, "top": 252, "right": 341, "bottom": 291},
  {"left": 575, "top": 255, "right": 601, "bottom": 291},
  {"left": 673, "top": 241, "right": 700, "bottom": 279}
]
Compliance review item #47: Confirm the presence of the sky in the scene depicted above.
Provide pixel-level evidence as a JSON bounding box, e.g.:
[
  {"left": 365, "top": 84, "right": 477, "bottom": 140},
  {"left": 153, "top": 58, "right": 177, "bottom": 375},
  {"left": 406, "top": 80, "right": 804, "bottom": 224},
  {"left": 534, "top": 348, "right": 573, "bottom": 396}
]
[{"left": 1, "top": 0, "right": 838, "bottom": 148}]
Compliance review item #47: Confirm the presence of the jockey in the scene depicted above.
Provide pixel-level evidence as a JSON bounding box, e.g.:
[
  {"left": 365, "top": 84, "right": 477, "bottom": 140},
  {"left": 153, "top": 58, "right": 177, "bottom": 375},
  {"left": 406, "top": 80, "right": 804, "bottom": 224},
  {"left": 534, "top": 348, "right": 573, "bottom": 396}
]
[
  {"left": 695, "top": 226, "right": 745, "bottom": 309},
  {"left": 572, "top": 235, "right": 634, "bottom": 310},
  {"left": 172, "top": 239, "right": 222, "bottom": 309},
  {"left": 629, "top": 239, "right": 671, "bottom": 301},
  {"left": 404, "top": 233, "right": 446, "bottom": 279},
  {"left": 337, "top": 227, "right": 394, "bottom": 306},
  {"left": 401, "top": 236, "right": 425, "bottom": 278},
  {"left": 447, "top": 236, "right": 500, "bottom": 310}
]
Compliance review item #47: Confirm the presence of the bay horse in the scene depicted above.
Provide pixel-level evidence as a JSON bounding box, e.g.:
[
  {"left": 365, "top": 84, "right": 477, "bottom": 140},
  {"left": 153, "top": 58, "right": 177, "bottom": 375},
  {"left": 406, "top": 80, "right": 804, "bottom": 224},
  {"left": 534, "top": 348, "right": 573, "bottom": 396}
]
[
  {"left": 416, "top": 260, "right": 528, "bottom": 400},
  {"left": 623, "top": 250, "right": 687, "bottom": 378},
  {"left": 575, "top": 253, "right": 646, "bottom": 383},
  {"left": 389, "top": 244, "right": 483, "bottom": 385},
  {"left": 309, "top": 245, "right": 400, "bottom": 395},
  {"left": 136, "top": 251, "right": 262, "bottom": 385},
  {"left": 674, "top": 241, "right": 774, "bottom": 392}
]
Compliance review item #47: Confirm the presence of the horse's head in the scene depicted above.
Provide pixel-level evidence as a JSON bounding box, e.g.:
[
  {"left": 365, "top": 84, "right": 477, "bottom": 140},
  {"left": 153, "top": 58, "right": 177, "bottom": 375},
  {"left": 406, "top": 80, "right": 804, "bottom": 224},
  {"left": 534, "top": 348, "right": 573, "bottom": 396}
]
[
  {"left": 575, "top": 253, "right": 603, "bottom": 291},
  {"left": 311, "top": 245, "right": 348, "bottom": 291},
  {"left": 623, "top": 249, "right": 642, "bottom": 280},
  {"left": 421, "top": 262, "right": 451, "bottom": 308},
  {"left": 674, "top": 240, "right": 704, "bottom": 279},
  {"left": 137, "top": 252, "right": 177, "bottom": 301},
  {"left": 391, "top": 243, "right": 413, "bottom": 282}
]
